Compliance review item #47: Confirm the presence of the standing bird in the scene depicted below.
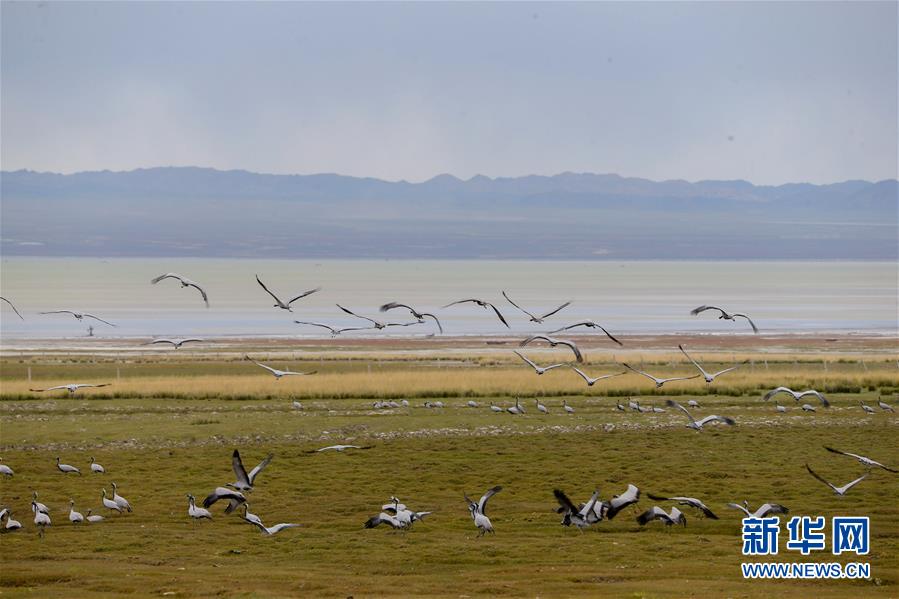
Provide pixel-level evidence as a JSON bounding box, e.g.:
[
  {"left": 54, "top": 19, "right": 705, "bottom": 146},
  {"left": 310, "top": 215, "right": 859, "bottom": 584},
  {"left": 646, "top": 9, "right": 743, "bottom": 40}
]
[
  {"left": 443, "top": 299, "right": 510, "bottom": 328},
  {"left": 39, "top": 310, "right": 117, "bottom": 327},
  {"left": 520, "top": 335, "right": 584, "bottom": 363},
  {"left": 490, "top": 403, "right": 503, "bottom": 413},
  {"left": 535, "top": 399, "right": 549, "bottom": 414},
  {"left": 32, "top": 492, "right": 50, "bottom": 515},
  {"left": 30, "top": 383, "right": 111, "bottom": 395},
  {"left": 1, "top": 508, "right": 22, "bottom": 532},
  {"left": 150, "top": 273, "right": 209, "bottom": 307},
  {"left": 678, "top": 345, "right": 745, "bottom": 384},
  {"left": 110, "top": 482, "right": 132, "bottom": 512},
  {"left": 690, "top": 305, "right": 758, "bottom": 333},
  {"left": 0, "top": 297, "right": 24, "bottom": 320},
  {"left": 726, "top": 501, "right": 789, "bottom": 518},
  {"left": 646, "top": 494, "right": 718, "bottom": 519},
  {"left": 0, "top": 460, "right": 13, "bottom": 477},
  {"left": 666, "top": 399, "right": 735, "bottom": 431},
  {"left": 774, "top": 401, "right": 788, "bottom": 413},
  {"left": 32, "top": 502, "right": 51, "bottom": 536},
  {"left": 548, "top": 321, "right": 623, "bottom": 346},
  {"left": 465, "top": 486, "right": 503, "bottom": 536},
  {"left": 187, "top": 495, "right": 213, "bottom": 520},
  {"left": 101, "top": 489, "right": 122, "bottom": 513},
  {"left": 68, "top": 500, "right": 84, "bottom": 524},
  {"left": 636, "top": 506, "right": 687, "bottom": 527},
  {"left": 506, "top": 398, "right": 524, "bottom": 415},
  {"left": 563, "top": 399, "right": 575, "bottom": 414},
  {"left": 89, "top": 457, "right": 105, "bottom": 474},
  {"left": 336, "top": 304, "right": 419, "bottom": 331},
  {"left": 622, "top": 363, "right": 700, "bottom": 388},
  {"left": 467, "top": 400, "right": 480, "bottom": 408},
  {"left": 823, "top": 447, "right": 898, "bottom": 473},
  {"left": 147, "top": 338, "right": 205, "bottom": 349},
  {"left": 501, "top": 291, "right": 571, "bottom": 324},
  {"left": 246, "top": 355, "right": 316, "bottom": 380},
  {"left": 763, "top": 387, "right": 829, "bottom": 407},
  {"left": 513, "top": 351, "right": 565, "bottom": 375},
  {"left": 805, "top": 464, "right": 867, "bottom": 496},
  {"left": 228, "top": 449, "right": 273, "bottom": 492},
  {"left": 255, "top": 274, "right": 320, "bottom": 311},
  {"left": 878, "top": 398, "right": 895, "bottom": 412},
  {"left": 56, "top": 457, "right": 81, "bottom": 475},
  {"left": 380, "top": 302, "right": 444, "bottom": 334},
  {"left": 860, "top": 401, "right": 876, "bottom": 414},
  {"left": 570, "top": 367, "right": 625, "bottom": 386}
]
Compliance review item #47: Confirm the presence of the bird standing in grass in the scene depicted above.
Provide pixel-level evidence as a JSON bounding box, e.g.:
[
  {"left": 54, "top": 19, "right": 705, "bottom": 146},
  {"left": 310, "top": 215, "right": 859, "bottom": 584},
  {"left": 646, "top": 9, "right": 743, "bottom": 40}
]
[{"left": 465, "top": 486, "right": 502, "bottom": 536}]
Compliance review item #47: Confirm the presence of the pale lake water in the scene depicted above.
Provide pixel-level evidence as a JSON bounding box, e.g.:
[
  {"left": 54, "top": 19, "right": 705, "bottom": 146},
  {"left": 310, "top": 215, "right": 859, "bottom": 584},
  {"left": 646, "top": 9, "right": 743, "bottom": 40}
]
[{"left": 0, "top": 258, "right": 896, "bottom": 339}]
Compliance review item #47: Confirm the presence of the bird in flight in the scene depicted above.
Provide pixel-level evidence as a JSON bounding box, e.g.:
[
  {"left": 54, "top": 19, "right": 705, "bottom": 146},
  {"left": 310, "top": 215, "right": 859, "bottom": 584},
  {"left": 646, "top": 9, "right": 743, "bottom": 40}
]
[
  {"left": 443, "top": 298, "right": 510, "bottom": 328},
  {"left": 762, "top": 387, "right": 830, "bottom": 407},
  {"left": 380, "top": 302, "right": 444, "bottom": 334},
  {"left": 646, "top": 493, "right": 718, "bottom": 519},
  {"left": 520, "top": 335, "right": 584, "bottom": 363},
  {"left": 823, "top": 447, "right": 898, "bottom": 473},
  {"left": 337, "top": 304, "right": 420, "bottom": 330},
  {"left": 293, "top": 321, "right": 372, "bottom": 336},
  {"left": 465, "top": 485, "right": 503, "bottom": 536},
  {"left": 228, "top": 449, "right": 273, "bottom": 492},
  {"left": 246, "top": 355, "right": 316, "bottom": 380},
  {"left": 690, "top": 305, "right": 758, "bottom": 333},
  {"left": 30, "top": 383, "right": 111, "bottom": 394},
  {"left": 805, "top": 464, "right": 867, "bottom": 496},
  {"left": 513, "top": 350, "right": 565, "bottom": 375},
  {"left": 548, "top": 321, "right": 623, "bottom": 346},
  {"left": 621, "top": 363, "right": 700, "bottom": 388},
  {"left": 39, "top": 310, "right": 117, "bottom": 327},
  {"left": 0, "top": 297, "right": 24, "bottom": 320},
  {"left": 255, "top": 275, "right": 320, "bottom": 311},
  {"left": 570, "top": 367, "right": 626, "bottom": 386},
  {"left": 678, "top": 345, "right": 745, "bottom": 384},
  {"left": 502, "top": 291, "right": 571, "bottom": 324},
  {"left": 150, "top": 273, "right": 209, "bottom": 307},
  {"left": 666, "top": 399, "right": 736, "bottom": 431},
  {"left": 146, "top": 338, "right": 204, "bottom": 349}
]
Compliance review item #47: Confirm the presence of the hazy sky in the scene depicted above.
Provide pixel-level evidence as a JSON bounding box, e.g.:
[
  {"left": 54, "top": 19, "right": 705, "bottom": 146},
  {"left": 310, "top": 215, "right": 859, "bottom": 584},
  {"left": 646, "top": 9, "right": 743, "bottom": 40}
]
[{"left": 2, "top": 2, "right": 896, "bottom": 184}]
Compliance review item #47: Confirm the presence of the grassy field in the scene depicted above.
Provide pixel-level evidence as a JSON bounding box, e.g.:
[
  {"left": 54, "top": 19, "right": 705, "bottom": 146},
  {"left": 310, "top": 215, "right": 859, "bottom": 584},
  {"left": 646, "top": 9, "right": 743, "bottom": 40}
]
[{"left": 1, "top": 343, "right": 898, "bottom": 598}]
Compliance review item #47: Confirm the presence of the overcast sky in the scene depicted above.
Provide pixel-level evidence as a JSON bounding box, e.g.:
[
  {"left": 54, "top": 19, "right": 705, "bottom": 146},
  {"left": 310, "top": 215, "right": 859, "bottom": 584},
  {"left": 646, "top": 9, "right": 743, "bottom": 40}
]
[{"left": 2, "top": 2, "right": 896, "bottom": 184}]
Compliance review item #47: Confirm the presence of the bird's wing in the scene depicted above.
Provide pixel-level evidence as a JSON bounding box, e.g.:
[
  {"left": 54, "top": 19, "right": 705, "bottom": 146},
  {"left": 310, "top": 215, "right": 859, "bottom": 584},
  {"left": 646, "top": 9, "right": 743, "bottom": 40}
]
[
  {"left": 841, "top": 474, "right": 868, "bottom": 492},
  {"left": 710, "top": 364, "right": 743, "bottom": 378},
  {"left": 288, "top": 287, "right": 321, "bottom": 304},
  {"left": 336, "top": 304, "right": 378, "bottom": 325},
  {"left": 678, "top": 345, "right": 707, "bottom": 376},
  {"left": 805, "top": 464, "right": 836, "bottom": 492},
  {"left": 823, "top": 446, "right": 855, "bottom": 459},
  {"left": 502, "top": 291, "right": 536, "bottom": 320},
  {"left": 0, "top": 297, "right": 24, "bottom": 320},
  {"left": 181, "top": 338, "right": 204, "bottom": 345},
  {"left": 646, "top": 493, "right": 670, "bottom": 502},
  {"left": 442, "top": 299, "right": 478, "bottom": 308},
  {"left": 39, "top": 310, "right": 75, "bottom": 315},
  {"left": 799, "top": 390, "right": 829, "bottom": 407},
  {"left": 246, "top": 356, "right": 277, "bottom": 375},
  {"left": 188, "top": 283, "right": 210, "bottom": 307},
  {"left": 478, "top": 485, "right": 503, "bottom": 514},
  {"left": 255, "top": 275, "right": 282, "bottom": 303},
  {"left": 513, "top": 350, "right": 539, "bottom": 370},
  {"left": 148, "top": 339, "right": 175, "bottom": 346},
  {"left": 547, "top": 322, "right": 581, "bottom": 334},
  {"left": 726, "top": 502, "right": 751, "bottom": 516},
  {"left": 294, "top": 321, "right": 339, "bottom": 334},
  {"left": 758, "top": 503, "right": 789, "bottom": 517},
  {"left": 621, "top": 362, "right": 657, "bottom": 382},
  {"left": 582, "top": 489, "right": 601, "bottom": 517},
  {"left": 379, "top": 302, "right": 409, "bottom": 313},
  {"left": 697, "top": 415, "right": 735, "bottom": 426},
  {"left": 661, "top": 374, "right": 702, "bottom": 383},
  {"left": 557, "top": 340, "right": 583, "bottom": 363},
  {"left": 519, "top": 334, "right": 548, "bottom": 347},
  {"left": 665, "top": 399, "right": 695, "bottom": 424},
  {"left": 150, "top": 273, "right": 181, "bottom": 284},
  {"left": 597, "top": 325, "right": 624, "bottom": 346},
  {"left": 232, "top": 450, "right": 250, "bottom": 487},
  {"left": 81, "top": 383, "right": 110, "bottom": 389},
  {"left": 543, "top": 363, "right": 566, "bottom": 371},
  {"left": 690, "top": 305, "right": 724, "bottom": 316},
  {"left": 82, "top": 313, "right": 117, "bottom": 326},
  {"left": 267, "top": 523, "right": 300, "bottom": 534},
  {"left": 763, "top": 387, "right": 791, "bottom": 401},
  {"left": 570, "top": 367, "right": 591, "bottom": 384},
  {"left": 420, "top": 313, "right": 444, "bottom": 334},
  {"left": 553, "top": 489, "right": 578, "bottom": 514},
  {"left": 336, "top": 326, "right": 374, "bottom": 334},
  {"left": 488, "top": 303, "right": 510, "bottom": 328},
  {"left": 636, "top": 506, "right": 666, "bottom": 525},
  {"left": 539, "top": 301, "right": 572, "bottom": 320},
  {"left": 733, "top": 313, "right": 759, "bottom": 333},
  {"left": 247, "top": 453, "right": 274, "bottom": 484}
]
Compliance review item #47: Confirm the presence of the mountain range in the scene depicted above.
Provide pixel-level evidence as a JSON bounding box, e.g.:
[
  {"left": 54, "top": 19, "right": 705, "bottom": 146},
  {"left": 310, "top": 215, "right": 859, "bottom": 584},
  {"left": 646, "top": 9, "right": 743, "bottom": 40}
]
[{"left": 2, "top": 167, "right": 896, "bottom": 259}]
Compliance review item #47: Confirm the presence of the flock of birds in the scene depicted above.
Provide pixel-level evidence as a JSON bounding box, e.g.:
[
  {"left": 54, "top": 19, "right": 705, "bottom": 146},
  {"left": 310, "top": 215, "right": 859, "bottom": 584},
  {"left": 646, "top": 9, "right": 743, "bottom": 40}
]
[{"left": 1, "top": 273, "right": 896, "bottom": 543}]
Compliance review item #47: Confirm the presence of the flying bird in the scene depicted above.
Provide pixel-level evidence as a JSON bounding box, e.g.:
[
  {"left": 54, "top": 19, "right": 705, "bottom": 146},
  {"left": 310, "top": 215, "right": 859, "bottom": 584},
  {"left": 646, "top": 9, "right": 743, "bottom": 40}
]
[
  {"left": 501, "top": 291, "right": 571, "bottom": 324},
  {"left": 380, "top": 302, "right": 444, "bottom": 334},
  {"left": 520, "top": 335, "right": 584, "bottom": 363},
  {"left": 311, "top": 445, "right": 372, "bottom": 453},
  {"left": 30, "top": 383, "right": 111, "bottom": 394},
  {"left": 805, "top": 464, "right": 867, "bottom": 496},
  {"left": 621, "top": 363, "right": 700, "bottom": 388},
  {"left": 666, "top": 399, "right": 736, "bottom": 431},
  {"left": 246, "top": 355, "right": 316, "bottom": 380},
  {"left": 255, "top": 274, "right": 320, "bottom": 311},
  {"left": 878, "top": 398, "right": 895, "bottom": 412},
  {"left": 443, "top": 299, "right": 510, "bottom": 328},
  {"left": 513, "top": 350, "right": 565, "bottom": 375},
  {"left": 646, "top": 494, "right": 718, "bottom": 519},
  {"left": 203, "top": 487, "right": 246, "bottom": 514},
  {"left": 228, "top": 449, "right": 273, "bottom": 491},
  {"left": 465, "top": 485, "right": 503, "bottom": 536},
  {"left": 336, "top": 304, "right": 420, "bottom": 331},
  {"left": 147, "top": 338, "right": 204, "bottom": 349},
  {"left": 823, "top": 447, "right": 898, "bottom": 473},
  {"left": 548, "top": 321, "right": 623, "bottom": 346},
  {"left": 762, "top": 387, "right": 829, "bottom": 407},
  {"left": 293, "top": 321, "right": 372, "bottom": 336},
  {"left": 690, "top": 305, "right": 758, "bottom": 333},
  {"left": 678, "top": 345, "right": 745, "bottom": 384},
  {"left": 0, "top": 297, "right": 24, "bottom": 320},
  {"left": 570, "top": 367, "right": 625, "bottom": 386},
  {"left": 636, "top": 506, "right": 686, "bottom": 527},
  {"left": 245, "top": 518, "right": 301, "bottom": 536},
  {"left": 727, "top": 501, "right": 789, "bottom": 518},
  {"left": 39, "top": 310, "right": 117, "bottom": 327},
  {"left": 150, "top": 273, "right": 209, "bottom": 307},
  {"left": 554, "top": 488, "right": 601, "bottom": 530}
]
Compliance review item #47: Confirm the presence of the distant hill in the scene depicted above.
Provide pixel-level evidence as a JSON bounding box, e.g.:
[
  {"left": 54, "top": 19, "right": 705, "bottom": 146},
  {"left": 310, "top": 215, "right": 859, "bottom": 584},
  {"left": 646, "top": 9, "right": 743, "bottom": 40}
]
[{"left": 1, "top": 167, "right": 896, "bottom": 259}]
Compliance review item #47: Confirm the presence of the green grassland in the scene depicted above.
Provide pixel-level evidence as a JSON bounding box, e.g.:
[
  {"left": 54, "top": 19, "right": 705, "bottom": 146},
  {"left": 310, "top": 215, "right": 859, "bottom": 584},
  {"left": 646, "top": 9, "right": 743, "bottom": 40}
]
[{"left": 0, "top": 351, "right": 897, "bottom": 598}]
